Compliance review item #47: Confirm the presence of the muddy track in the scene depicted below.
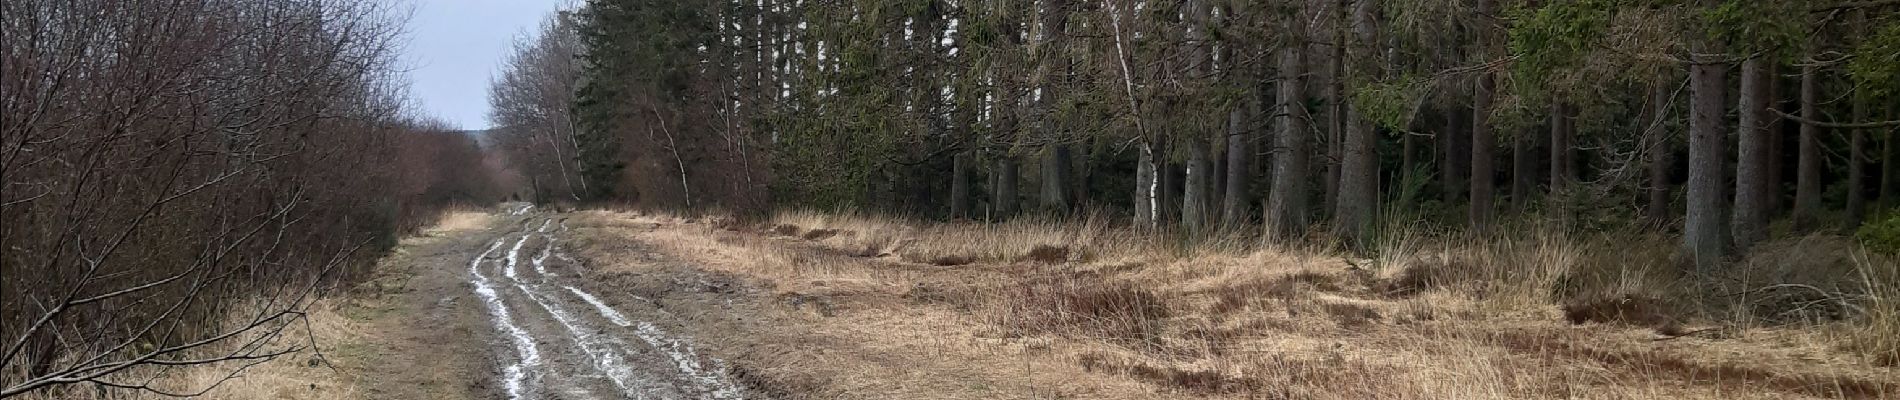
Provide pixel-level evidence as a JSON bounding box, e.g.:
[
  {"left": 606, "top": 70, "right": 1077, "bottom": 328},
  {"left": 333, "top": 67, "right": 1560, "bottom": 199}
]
[{"left": 459, "top": 205, "right": 749, "bottom": 399}]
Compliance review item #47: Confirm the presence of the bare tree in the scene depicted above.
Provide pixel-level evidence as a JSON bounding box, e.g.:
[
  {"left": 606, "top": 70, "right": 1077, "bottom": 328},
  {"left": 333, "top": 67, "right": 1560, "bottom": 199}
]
[
  {"left": 1, "top": 0, "right": 487, "bottom": 396},
  {"left": 490, "top": 11, "right": 589, "bottom": 202}
]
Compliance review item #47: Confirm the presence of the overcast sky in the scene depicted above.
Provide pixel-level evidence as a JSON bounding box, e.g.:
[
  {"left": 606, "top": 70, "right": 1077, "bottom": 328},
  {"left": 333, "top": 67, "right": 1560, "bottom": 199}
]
[{"left": 403, "top": 0, "right": 568, "bottom": 131}]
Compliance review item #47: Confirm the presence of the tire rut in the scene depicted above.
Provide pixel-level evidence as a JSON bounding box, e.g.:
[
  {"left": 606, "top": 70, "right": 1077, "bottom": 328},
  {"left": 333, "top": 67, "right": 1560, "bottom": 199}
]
[{"left": 467, "top": 212, "right": 749, "bottom": 399}]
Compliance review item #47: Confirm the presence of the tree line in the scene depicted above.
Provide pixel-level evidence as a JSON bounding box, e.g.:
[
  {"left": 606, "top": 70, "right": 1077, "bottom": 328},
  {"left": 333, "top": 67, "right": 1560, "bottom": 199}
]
[
  {"left": 491, "top": 0, "right": 1900, "bottom": 266},
  {"left": 1, "top": 0, "right": 498, "bottom": 396}
]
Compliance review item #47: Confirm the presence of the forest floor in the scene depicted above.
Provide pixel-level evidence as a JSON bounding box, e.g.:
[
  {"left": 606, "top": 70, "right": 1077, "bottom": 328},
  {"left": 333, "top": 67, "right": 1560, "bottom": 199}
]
[{"left": 180, "top": 205, "right": 1897, "bottom": 399}]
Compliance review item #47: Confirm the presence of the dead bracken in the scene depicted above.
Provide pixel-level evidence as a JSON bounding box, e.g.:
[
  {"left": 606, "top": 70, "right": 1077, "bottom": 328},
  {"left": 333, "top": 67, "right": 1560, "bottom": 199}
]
[
  {"left": 1016, "top": 244, "right": 1071, "bottom": 264},
  {"left": 1376, "top": 261, "right": 1450, "bottom": 298},
  {"left": 998, "top": 274, "right": 1170, "bottom": 346},
  {"left": 1561, "top": 294, "right": 1681, "bottom": 334}
]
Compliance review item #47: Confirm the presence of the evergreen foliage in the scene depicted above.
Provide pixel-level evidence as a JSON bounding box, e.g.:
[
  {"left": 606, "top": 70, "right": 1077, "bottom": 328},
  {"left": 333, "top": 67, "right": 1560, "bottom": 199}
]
[{"left": 496, "top": 0, "right": 1900, "bottom": 256}]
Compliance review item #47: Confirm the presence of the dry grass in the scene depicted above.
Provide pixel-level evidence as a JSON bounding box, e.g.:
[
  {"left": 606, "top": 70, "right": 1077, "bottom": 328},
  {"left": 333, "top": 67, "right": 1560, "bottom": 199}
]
[
  {"left": 9, "top": 299, "right": 368, "bottom": 400},
  {"left": 173, "top": 301, "right": 369, "bottom": 400},
  {"left": 8, "top": 208, "right": 498, "bottom": 400},
  {"left": 422, "top": 209, "right": 494, "bottom": 235},
  {"left": 1840, "top": 252, "right": 1900, "bottom": 367},
  {"left": 600, "top": 208, "right": 1900, "bottom": 399},
  {"left": 772, "top": 209, "right": 1156, "bottom": 265},
  {"left": 988, "top": 273, "right": 1171, "bottom": 347}
]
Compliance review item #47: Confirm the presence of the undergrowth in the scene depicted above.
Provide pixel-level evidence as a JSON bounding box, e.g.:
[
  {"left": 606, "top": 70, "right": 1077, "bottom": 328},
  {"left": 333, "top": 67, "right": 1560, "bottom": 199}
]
[{"left": 766, "top": 208, "right": 1900, "bottom": 369}]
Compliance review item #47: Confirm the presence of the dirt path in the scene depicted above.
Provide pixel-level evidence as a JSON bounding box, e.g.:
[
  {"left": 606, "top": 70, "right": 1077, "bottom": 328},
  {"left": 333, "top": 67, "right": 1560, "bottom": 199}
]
[
  {"left": 358, "top": 204, "right": 752, "bottom": 400},
  {"left": 306, "top": 205, "right": 1895, "bottom": 400}
]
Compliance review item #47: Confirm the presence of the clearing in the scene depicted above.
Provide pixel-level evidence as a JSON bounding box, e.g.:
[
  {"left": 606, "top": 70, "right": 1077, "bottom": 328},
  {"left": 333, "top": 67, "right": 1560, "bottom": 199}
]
[{"left": 197, "top": 205, "right": 1897, "bottom": 399}]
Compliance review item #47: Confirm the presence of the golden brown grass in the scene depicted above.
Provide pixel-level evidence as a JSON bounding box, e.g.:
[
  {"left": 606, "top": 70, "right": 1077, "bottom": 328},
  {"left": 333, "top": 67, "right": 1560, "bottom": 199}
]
[
  {"left": 771, "top": 209, "right": 1158, "bottom": 265},
  {"left": 594, "top": 208, "right": 1900, "bottom": 399},
  {"left": 8, "top": 208, "right": 498, "bottom": 400},
  {"left": 172, "top": 301, "right": 369, "bottom": 400},
  {"left": 8, "top": 298, "right": 367, "bottom": 400},
  {"left": 423, "top": 209, "right": 494, "bottom": 235},
  {"left": 1841, "top": 252, "right": 1900, "bottom": 367}
]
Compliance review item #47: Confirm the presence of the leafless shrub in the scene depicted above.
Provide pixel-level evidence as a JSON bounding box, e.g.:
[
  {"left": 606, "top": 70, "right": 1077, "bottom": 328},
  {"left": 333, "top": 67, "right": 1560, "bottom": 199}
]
[
  {"left": 0, "top": 0, "right": 490, "bottom": 396},
  {"left": 488, "top": 11, "right": 588, "bottom": 203}
]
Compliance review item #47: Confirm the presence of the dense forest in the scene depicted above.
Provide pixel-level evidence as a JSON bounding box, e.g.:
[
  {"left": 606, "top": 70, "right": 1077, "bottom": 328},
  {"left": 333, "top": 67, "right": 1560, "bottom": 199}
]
[
  {"left": 1, "top": 0, "right": 499, "bottom": 395},
  {"left": 492, "top": 0, "right": 1900, "bottom": 265}
]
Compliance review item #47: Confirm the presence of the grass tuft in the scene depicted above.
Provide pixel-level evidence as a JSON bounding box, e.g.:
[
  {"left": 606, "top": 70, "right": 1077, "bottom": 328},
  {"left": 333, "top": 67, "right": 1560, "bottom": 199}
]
[
  {"left": 992, "top": 273, "right": 1170, "bottom": 348},
  {"left": 1017, "top": 244, "right": 1072, "bottom": 264}
]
